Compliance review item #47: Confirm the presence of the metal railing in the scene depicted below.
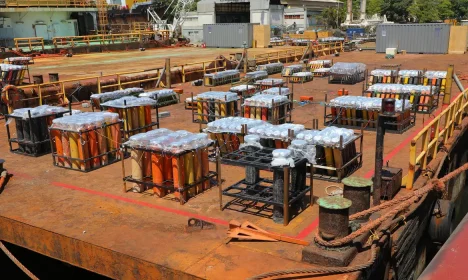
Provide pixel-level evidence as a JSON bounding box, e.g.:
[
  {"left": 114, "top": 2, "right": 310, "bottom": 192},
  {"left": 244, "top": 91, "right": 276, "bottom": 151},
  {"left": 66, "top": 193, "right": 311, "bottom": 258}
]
[
  {"left": 406, "top": 89, "right": 468, "bottom": 189},
  {"left": 254, "top": 47, "right": 308, "bottom": 64},
  {"left": 9, "top": 58, "right": 229, "bottom": 110},
  {"left": 4, "top": 0, "right": 96, "bottom": 7},
  {"left": 14, "top": 37, "right": 44, "bottom": 51},
  {"left": 52, "top": 31, "right": 155, "bottom": 48}
]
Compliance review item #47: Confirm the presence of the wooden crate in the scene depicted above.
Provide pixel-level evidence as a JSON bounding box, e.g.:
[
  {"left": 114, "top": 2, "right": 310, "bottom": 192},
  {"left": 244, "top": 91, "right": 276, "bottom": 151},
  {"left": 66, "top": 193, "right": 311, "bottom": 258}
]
[{"left": 253, "top": 25, "right": 271, "bottom": 48}]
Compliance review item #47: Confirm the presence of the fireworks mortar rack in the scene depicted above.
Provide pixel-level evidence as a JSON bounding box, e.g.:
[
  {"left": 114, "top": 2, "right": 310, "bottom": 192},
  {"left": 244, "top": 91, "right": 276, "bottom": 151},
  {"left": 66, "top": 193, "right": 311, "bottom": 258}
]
[
  {"left": 313, "top": 68, "right": 331, "bottom": 78},
  {"left": 254, "top": 78, "right": 286, "bottom": 91},
  {"left": 191, "top": 91, "right": 241, "bottom": 131},
  {"left": 308, "top": 59, "right": 333, "bottom": 70},
  {"left": 324, "top": 94, "right": 416, "bottom": 134},
  {"left": 121, "top": 129, "right": 217, "bottom": 205},
  {"left": 48, "top": 112, "right": 123, "bottom": 172},
  {"left": 281, "top": 64, "right": 309, "bottom": 77},
  {"left": 328, "top": 62, "right": 367, "bottom": 85},
  {"left": 90, "top": 88, "right": 144, "bottom": 111},
  {"left": 366, "top": 69, "right": 399, "bottom": 87},
  {"left": 219, "top": 146, "right": 313, "bottom": 226},
  {"left": 139, "top": 89, "right": 180, "bottom": 108},
  {"left": 100, "top": 96, "right": 160, "bottom": 141},
  {"left": 256, "top": 62, "right": 284, "bottom": 75},
  {"left": 243, "top": 70, "right": 269, "bottom": 82},
  {"left": 5, "top": 105, "right": 70, "bottom": 157},
  {"left": 364, "top": 83, "right": 440, "bottom": 114},
  {"left": 2, "top": 56, "right": 34, "bottom": 84},
  {"left": 242, "top": 93, "right": 293, "bottom": 125},
  {"left": 203, "top": 70, "right": 241, "bottom": 87},
  {"left": 1, "top": 63, "right": 30, "bottom": 86},
  {"left": 290, "top": 72, "right": 314, "bottom": 84},
  {"left": 229, "top": 84, "right": 257, "bottom": 99},
  {"left": 296, "top": 121, "right": 363, "bottom": 183}
]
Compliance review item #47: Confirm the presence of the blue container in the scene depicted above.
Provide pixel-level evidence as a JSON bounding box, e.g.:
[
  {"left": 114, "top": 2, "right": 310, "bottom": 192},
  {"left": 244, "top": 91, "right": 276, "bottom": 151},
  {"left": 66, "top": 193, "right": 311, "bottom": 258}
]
[{"left": 346, "top": 28, "right": 365, "bottom": 39}]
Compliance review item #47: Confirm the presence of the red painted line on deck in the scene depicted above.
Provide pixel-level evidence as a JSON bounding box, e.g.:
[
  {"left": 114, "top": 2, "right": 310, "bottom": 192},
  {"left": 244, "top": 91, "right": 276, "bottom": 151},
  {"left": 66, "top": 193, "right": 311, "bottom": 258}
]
[
  {"left": 50, "top": 181, "right": 230, "bottom": 226},
  {"left": 295, "top": 217, "right": 319, "bottom": 239}
]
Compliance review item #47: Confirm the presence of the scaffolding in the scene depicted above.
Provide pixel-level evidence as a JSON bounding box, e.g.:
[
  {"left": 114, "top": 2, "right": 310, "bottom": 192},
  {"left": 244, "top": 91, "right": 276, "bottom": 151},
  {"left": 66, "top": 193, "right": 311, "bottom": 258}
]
[{"left": 97, "top": 0, "right": 109, "bottom": 34}]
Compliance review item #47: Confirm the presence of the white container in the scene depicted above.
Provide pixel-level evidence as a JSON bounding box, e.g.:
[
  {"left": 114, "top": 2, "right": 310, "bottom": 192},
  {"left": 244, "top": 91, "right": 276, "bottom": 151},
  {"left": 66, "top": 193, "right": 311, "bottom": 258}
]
[{"left": 386, "top": 48, "right": 397, "bottom": 56}]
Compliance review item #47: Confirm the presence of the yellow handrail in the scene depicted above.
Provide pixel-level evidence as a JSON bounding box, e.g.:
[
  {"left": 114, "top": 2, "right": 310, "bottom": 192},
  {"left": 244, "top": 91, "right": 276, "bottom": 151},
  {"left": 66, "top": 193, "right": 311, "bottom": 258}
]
[
  {"left": 406, "top": 89, "right": 468, "bottom": 189},
  {"left": 14, "top": 37, "right": 44, "bottom": 51}
]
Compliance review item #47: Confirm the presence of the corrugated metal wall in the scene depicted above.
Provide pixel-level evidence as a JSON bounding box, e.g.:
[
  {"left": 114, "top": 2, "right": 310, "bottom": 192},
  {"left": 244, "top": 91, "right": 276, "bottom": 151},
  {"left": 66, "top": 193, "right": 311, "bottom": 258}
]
[
  {"left": 376, "top": 24, "right": 451, "bottom": 54},
  {"left": 203, "top": 23, "right": 255, "bottom": 48}
]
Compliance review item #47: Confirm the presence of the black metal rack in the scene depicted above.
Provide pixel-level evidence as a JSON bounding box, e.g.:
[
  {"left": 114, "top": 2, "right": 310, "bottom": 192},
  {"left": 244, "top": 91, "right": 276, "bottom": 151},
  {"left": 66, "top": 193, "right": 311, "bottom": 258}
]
[
  {"left": 121, "top": 143, "right": 217, "bottom": 205},
  {"left": 218, "top": 147, "right": 313, "bottom": 226},
  {"left": 5, "top": 110, "right": 69, "bottom": 157},
  {"left": 49, "top": 120, "right": 123, "bottom": 172}
]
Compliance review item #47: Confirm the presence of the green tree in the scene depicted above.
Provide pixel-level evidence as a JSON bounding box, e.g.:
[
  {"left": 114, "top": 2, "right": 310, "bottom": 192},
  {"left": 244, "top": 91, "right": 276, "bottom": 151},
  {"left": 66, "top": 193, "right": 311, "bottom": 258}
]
[
  {"left": 438, "top": 0, "right": 454, "bottom": 19},
  {"left": 367, "top": 0, "right": 384, "bottom": 15},
  {"left": 381, "top": 0, "right": 413, "bottom": 22},
  {"left": 317, "top": 7, "right": 346, "bottom": 28},
  {"left": 451, "top": 0, "right": 468, "bottom": 19},
  {"left": 408, "top": 0, "right": 454, "bottom": 22}
]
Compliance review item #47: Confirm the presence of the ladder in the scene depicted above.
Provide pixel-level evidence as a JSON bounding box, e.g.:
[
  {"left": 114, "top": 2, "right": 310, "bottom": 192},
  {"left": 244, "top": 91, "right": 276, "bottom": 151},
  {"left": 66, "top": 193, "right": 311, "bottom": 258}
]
[{"left": 96, "top": 0, "right": 109, "bottom": 34}]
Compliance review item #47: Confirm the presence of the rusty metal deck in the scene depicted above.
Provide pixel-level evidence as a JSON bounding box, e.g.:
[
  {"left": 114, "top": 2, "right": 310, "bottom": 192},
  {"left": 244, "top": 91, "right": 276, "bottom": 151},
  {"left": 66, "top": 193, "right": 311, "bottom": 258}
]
[{"left": 0, "top": 50, "right": 467, "bottom": 279}]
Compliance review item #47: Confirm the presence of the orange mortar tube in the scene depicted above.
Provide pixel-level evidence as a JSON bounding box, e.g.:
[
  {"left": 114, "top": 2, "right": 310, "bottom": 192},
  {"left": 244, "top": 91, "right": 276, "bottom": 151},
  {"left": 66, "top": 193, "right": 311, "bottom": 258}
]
[
  {"left": 223, "top": 133, "right": 233, "bottom": 153},
  {"left": 194, "top": 149, "right": 203, "bottom": 194},
  {"left": 163, "top": 155, "right": 173, "bottom": 185},
  {"left": 77, "top": 131, "right": 91, "bottom": 171},
  {"left": 96, "top": 127, "right": 108, "bottom": 165},
  {"left": 61, "top": 132, "right": 72, "bottom": 168},
  {"left": 144, "top": 106, "right": 152, "bottom": 132},
  {"left": 88, "top": 127, "right": 101, "bottom": 168},
  {"left": 138, "top": 106, "right": 146, "bottom": 133},
  {"left": 230, "top": 134, "right": 239, "bottom": 150},
  {"left": 131, "top": 107, "right": 139, "bottom": 134},
  {"left": 151, "top": 152, "right": 166, "bottom": 197},
  {"left": 69, "top": 132, "right": 80, "bottom": 169},
  {"left": 244, "top": 106, "right": 250, "bottom": 118},
  {"left": 173, "top": 156, "right": 187, "bottom": 203},
  {"left": 111, "top": 123, "right": 121, "bottom": 159},
  {"left": 51, "top": 130, "right": 64, "bottom": 166},
  {"left": 261, "top": 108, "right": 268, "bottom": 121},
  {"left": 184, "top": 152, "right": 195, "bottom": 197}
]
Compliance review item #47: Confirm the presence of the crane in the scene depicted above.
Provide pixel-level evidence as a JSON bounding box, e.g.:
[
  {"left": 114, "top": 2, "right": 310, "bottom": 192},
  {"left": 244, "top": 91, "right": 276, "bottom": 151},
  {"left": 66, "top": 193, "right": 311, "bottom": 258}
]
[{"left": 147, "top": 0, "right": 194, "bottom": 39}]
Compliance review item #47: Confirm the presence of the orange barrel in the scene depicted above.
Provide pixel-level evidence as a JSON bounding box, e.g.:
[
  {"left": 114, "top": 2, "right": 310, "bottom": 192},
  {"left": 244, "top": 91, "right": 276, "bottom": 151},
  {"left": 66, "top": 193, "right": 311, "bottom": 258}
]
[
  {"left": 194, "top": 149, "right": 203, "bottom": 194},
  {"left": 96, "top": 126, "right": 108, "bottom": 165},
  {"left": 163, "top": 155, "right": 173, "bottom": 185},
  {"left": 77, "top": 131, "right": 91, "bottom": 171},
  {"left": 88, "top": 126, "right": 101, "bottom": 168},
  {"left": 256, "top": 107, "right": 261, "bottom": 120},
  {"left": 62, "top": 131, "right": 71, "bottom": 167},
  {"left": 221, "top": 102, "right": 227, "bottom": 117},
  {"left": 244, "top": 106, "right": 250, "bottom": 118},
  {"left": 131, "top": 107, "right": 139, "bottom": 134},
  {"left": 69, "top": 132, "right": 80, "bottom": 169},
  {"left": 173, "top": 155, "right": 186, "bottom": 202},
  {"left": 261, "top": 108, "right": 268, "bottom": 121},
  {"left": 138, "top": 106, "right": 146, "bottom": 133},
  {"left": 151, "top": 152, "right": 166, "bottom": 197},
  {"left": 131, "top": 149, "right": 144, "bottom": 192},
  {"left": 51, "top": 129, "right": 64, "bottom": 166},
  {"left": 201, "top": 148, "right": 210, "bottom": 190}
]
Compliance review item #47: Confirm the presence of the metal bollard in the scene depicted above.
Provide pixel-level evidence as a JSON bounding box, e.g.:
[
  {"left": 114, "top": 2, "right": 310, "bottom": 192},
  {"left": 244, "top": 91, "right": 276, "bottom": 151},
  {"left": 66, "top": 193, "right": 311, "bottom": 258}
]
[
  {"left": 317, "top": 196, "right": 352, "bottom": 241},
  {"left": 342, "top": 176, "right": 372, "bottom": 221}
]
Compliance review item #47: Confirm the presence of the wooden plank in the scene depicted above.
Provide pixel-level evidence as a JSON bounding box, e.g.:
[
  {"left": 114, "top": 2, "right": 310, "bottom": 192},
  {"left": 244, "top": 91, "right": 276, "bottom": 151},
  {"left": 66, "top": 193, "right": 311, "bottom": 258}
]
[{"left": 448, "top": 26, "right": 468, "bottom": 54}]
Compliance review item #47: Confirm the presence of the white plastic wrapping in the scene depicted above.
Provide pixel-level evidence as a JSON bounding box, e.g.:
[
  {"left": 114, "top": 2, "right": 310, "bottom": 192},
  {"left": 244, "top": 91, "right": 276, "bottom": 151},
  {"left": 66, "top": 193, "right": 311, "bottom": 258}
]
[
  {"left": 245, "top": 71, "right": 268, "bottom": 80},
  {"left": 370, "top": 69, "right": 396, "bottom": 76},
  {"left": 0, "top": 64, "right": 26, "bottom": 71},
  {"left": 90, "top": 88, "right": 143, "bottom": 103},
  {"left": 125, "top": 128, "right": 213, "bottom": 153},
  {"left": 248, "top": 123, "right": 305, "bottom": 141},
  {"left": 318, "top": 37, "right": 345, "bottom": 42},
  {"left": 309, "top": 60, "right": 332, "bottom": 67},
  {"left": 368, "top": 84, "right": 436, "bottom": 95},
  {"left": 11, "top": 105, "right": 68, "bottom": 119},
  {"left": 205, "top": 117, "right": 266, "bottom": 133},
  {"left": 230, "top": 85, "right": 256, "bottom": 93},
  {"left": 271, "top": 149, "right": 295, "bottom": 167},
  {"left": 261, "top": 87, "right": 290, "bottom": 96},
  {"left": 195, "top": 91, "right": 239, "bottom": 102},
  {"left": 204, "top": 70, "right": 239, "bottom": 79},
  {"left": 139, "top": 89, "right": 176, "bottom": 99},
  {"left": 398, "top": 70, "right": 422, "bottom": 77},
  {"left": 243, "top": 94, "right": 289, "bottom": 108},
  {"left": 330, "top": 62, "right": 366, "bottom": 75},
  {"left": 100, "top": 96, "right": 157, "bottom": 108},
  {"left": 292, "top": 72, "right": 313, "bottom": 77},
  {"left": 51, "top": 112, "right": 120, "bottom": 131},
  {"left": 256, "top": 63, "right": 284, "bottom": 72},
  {"left": 255, "top": 78, "right": 284, "bottom": 86},
  {"left": 314, "top": 68, "right": 331, "bottom": 73},
  {"left": 424, "top": 71, "right": 447, "bottom": 79},
  {"left": 329, "top": 96, "right": 412, "bottom": 112},
  {"left": 288, "top": 139, "right": 317, "bottom": 164},
  {"left": 239, "top": 134, "right": 263, "bottom": 150},
  {"left": 295, "top": 127, "right": 356, "bottom": 148}
]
